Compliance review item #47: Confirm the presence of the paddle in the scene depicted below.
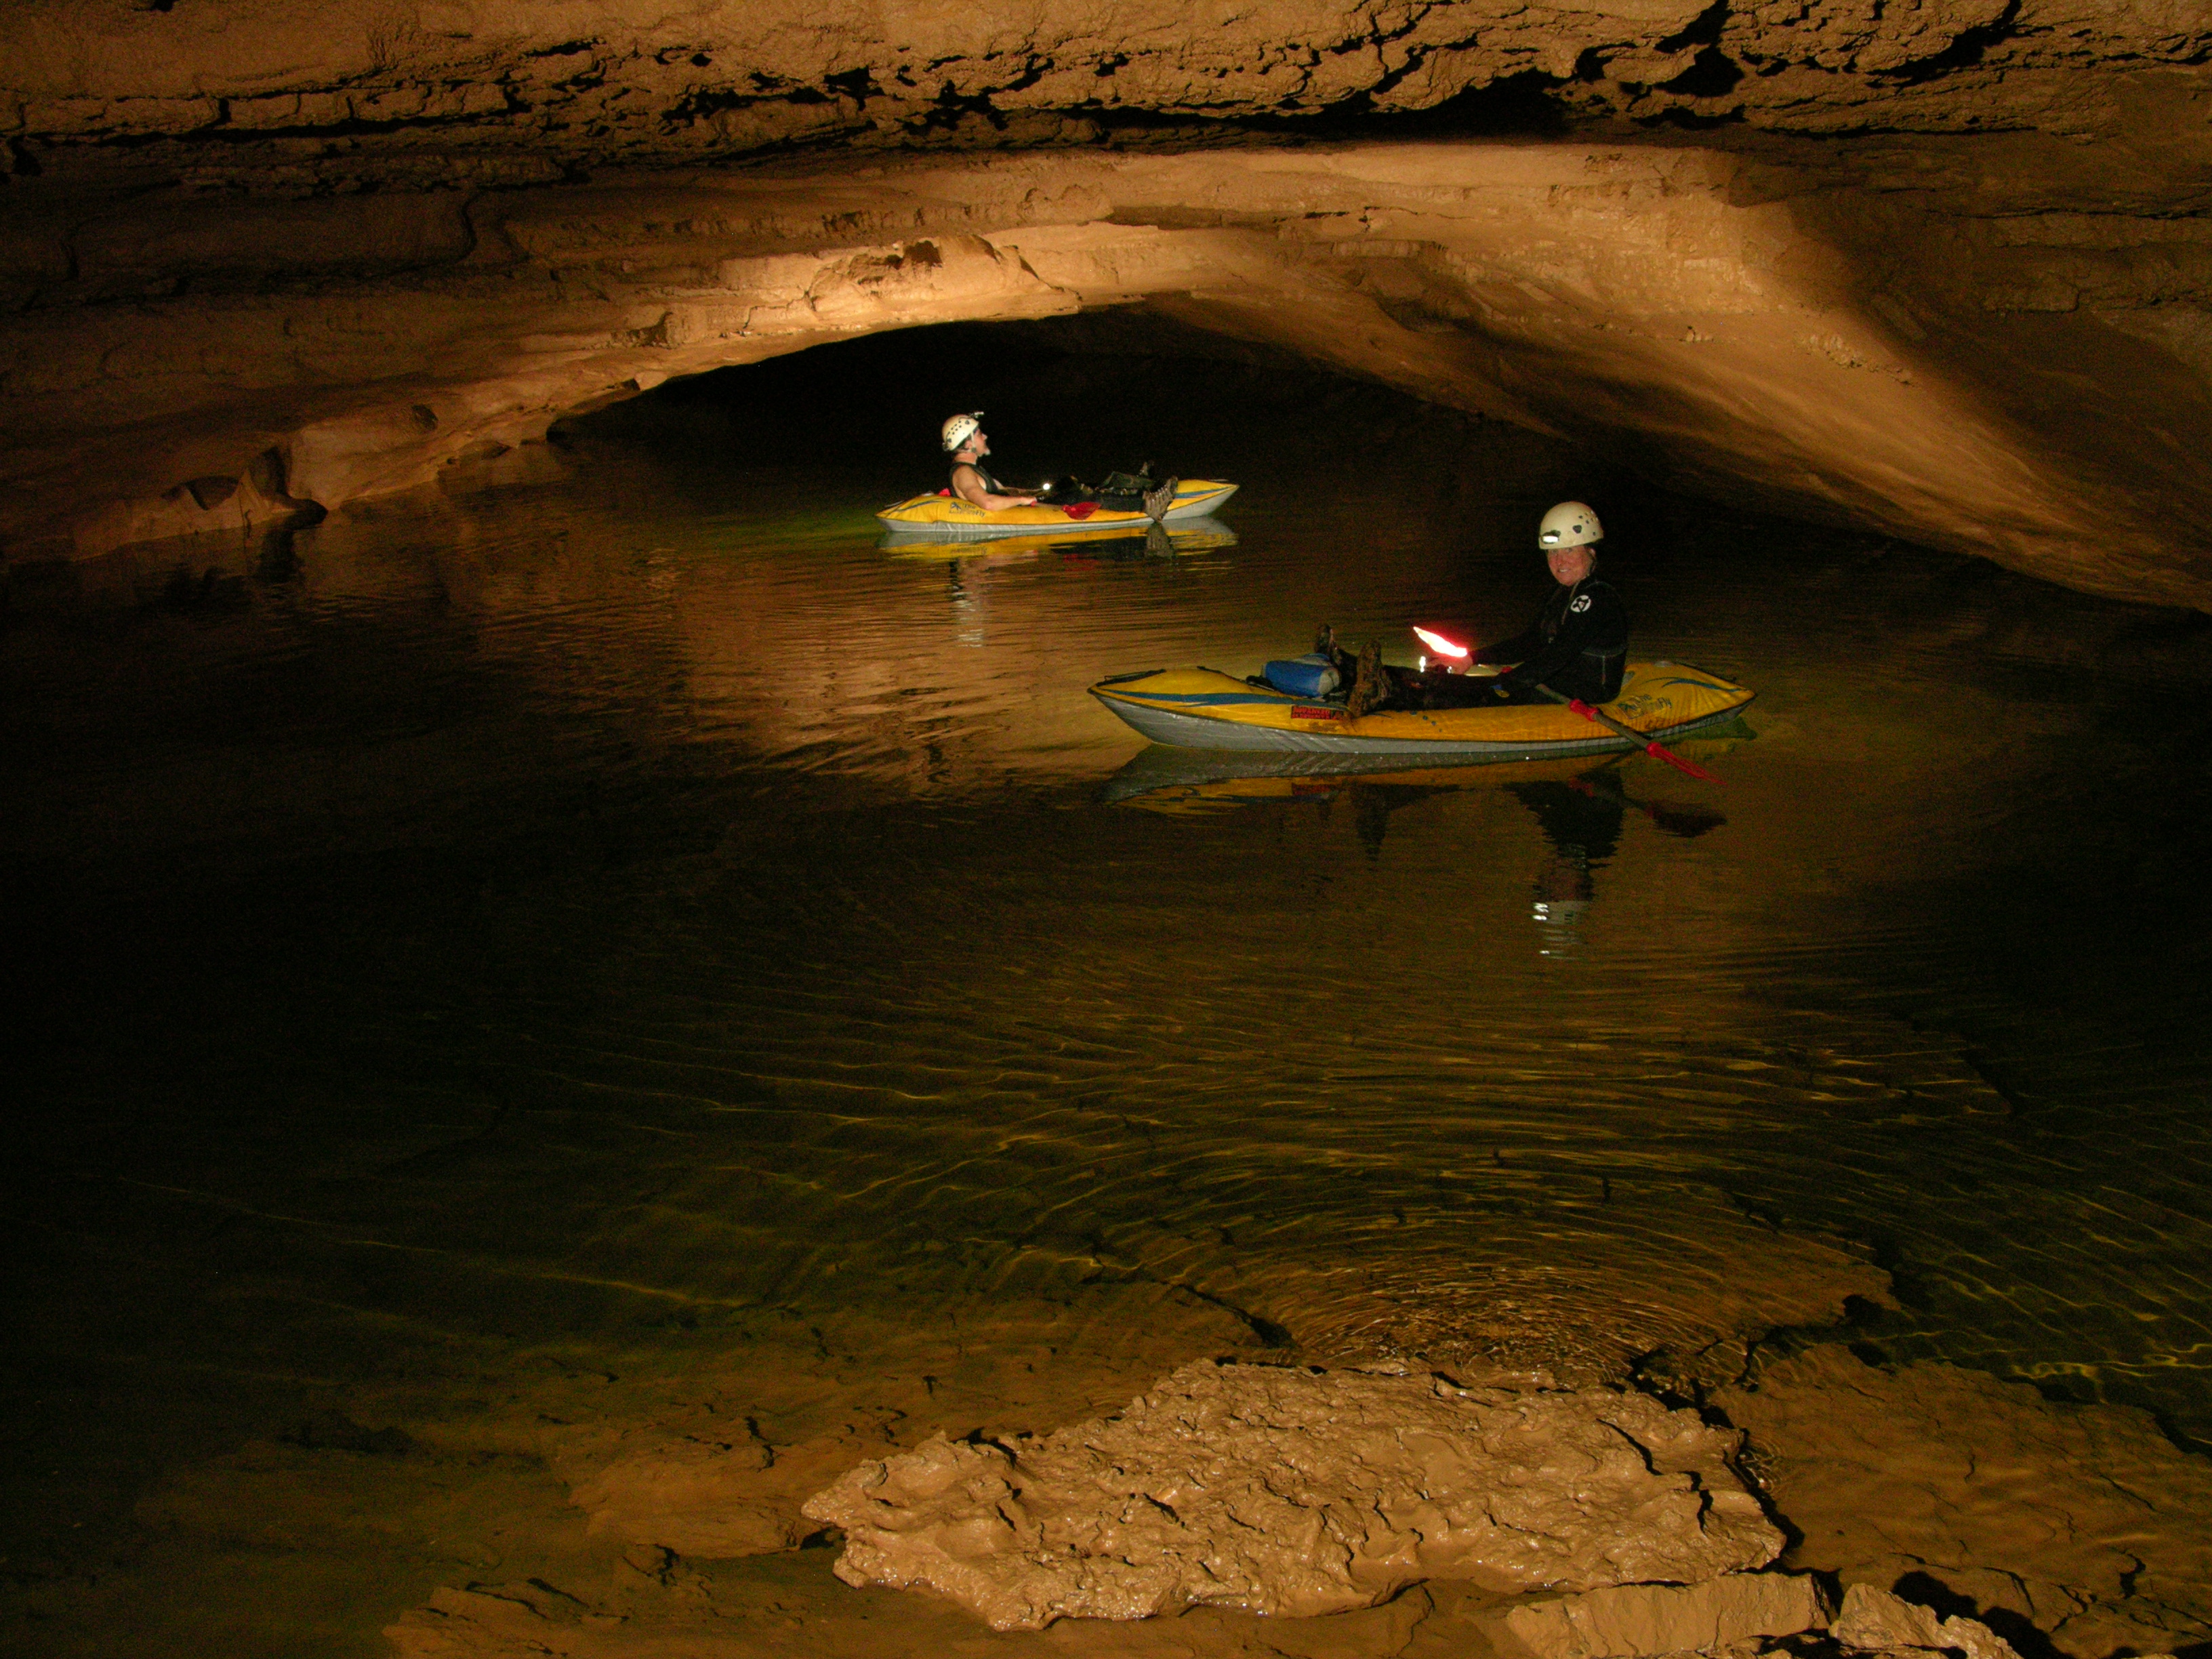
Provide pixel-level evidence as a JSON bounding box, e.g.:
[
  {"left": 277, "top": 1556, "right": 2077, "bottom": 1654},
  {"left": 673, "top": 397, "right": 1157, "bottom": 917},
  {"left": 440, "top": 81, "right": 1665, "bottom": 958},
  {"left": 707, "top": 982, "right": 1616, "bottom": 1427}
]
[{"left": 1531, "top": 684, "right": 1721, "bottom": 783}]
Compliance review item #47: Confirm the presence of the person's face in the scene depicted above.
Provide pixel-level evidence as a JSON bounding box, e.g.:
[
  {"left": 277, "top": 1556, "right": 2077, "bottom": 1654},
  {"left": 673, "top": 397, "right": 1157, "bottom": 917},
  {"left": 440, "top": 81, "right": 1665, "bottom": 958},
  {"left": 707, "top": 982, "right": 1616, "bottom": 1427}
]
[
  {"left": 970, "top": 429, "right": 991, "bottom": 455},
  {"left": 1547, "top": 545, "right": 1595, "bottom": 585}
]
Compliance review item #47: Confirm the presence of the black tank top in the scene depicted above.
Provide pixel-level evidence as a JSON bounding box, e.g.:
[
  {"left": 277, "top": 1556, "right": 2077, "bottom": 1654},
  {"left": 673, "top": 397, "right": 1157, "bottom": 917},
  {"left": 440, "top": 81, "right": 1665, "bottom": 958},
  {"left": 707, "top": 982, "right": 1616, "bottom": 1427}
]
[{"left": 950, "top": 457, "right": 1007, "bottom": 495}]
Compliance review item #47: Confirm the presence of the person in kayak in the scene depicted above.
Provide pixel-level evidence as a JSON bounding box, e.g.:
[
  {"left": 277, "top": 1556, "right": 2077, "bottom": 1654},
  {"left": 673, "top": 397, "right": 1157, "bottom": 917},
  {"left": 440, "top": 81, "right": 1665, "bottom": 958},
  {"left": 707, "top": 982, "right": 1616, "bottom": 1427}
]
[
  {"left": 942, "top": 412, "right": 1039, "bottom": 510},
  {"left": 1351, "top": 501, "right": 1627, "bottom": 714},
  {"left": 942, "top": 412, "right": 1183, "bottom": 522}
]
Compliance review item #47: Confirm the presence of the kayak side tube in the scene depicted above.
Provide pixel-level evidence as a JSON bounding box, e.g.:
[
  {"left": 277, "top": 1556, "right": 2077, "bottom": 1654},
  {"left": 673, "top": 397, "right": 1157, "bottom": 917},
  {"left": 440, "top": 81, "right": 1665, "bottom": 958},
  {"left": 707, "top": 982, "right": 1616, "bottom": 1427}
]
[{"left": 1088, "top": 662, "right": 1755, "bottom": 756}]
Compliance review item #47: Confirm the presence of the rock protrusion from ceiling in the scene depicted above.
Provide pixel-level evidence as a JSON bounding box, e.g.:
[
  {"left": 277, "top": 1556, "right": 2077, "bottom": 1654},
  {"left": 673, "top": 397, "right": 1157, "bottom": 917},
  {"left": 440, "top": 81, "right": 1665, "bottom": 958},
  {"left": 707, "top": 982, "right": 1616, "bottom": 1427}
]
[{"left": 2, "top": 1, "right": 2208, "bottom": 194}]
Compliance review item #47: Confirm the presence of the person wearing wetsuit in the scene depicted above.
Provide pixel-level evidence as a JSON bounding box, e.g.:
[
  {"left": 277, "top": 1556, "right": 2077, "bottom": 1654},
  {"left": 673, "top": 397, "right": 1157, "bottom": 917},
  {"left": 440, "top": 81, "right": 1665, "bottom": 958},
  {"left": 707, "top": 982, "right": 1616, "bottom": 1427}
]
[
  {"left": 1422, "top": 500, "right": 1628, "bottom": 708},
  {"left": 941, "top": 411, "right": 1038, "bottom": 511}
]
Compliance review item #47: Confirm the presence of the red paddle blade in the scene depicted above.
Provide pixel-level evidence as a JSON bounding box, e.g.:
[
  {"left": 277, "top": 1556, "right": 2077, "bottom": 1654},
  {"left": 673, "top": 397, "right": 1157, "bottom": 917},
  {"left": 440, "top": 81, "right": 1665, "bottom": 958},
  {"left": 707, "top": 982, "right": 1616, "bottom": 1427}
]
[
  {"left": 1563, "top": 697, "right": 1723, "bottom": 784},
  {"left": 1643, "top": 741, "right": 1721, "bottom": 783}
]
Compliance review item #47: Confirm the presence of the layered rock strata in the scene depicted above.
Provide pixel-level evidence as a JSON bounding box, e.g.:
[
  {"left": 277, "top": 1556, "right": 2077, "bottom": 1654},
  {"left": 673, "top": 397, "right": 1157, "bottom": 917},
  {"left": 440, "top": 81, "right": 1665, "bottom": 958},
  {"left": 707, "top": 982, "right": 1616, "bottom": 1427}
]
[
  {"left": 4, "top": 0, "right": 2206, "bottom": 184},
  {"left": 801, "top": 1359, "right": 1782, "bottom": 1629}
]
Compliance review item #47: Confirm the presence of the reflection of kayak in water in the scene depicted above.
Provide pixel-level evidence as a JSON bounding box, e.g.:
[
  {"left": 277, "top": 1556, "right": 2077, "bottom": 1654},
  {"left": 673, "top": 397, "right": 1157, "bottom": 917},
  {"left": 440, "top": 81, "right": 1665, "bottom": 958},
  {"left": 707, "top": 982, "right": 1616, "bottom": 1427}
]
[
  {"left": 1090, "top": 661, "right": 1755, "bottom": 758},
  {"left": 880, "top": 517, "right": 1237, "bottom": 561},
  {"left": 876, "top": 480, "right": 1239, "bottom": 537},
  {"left": 1099, "top": 737, "right": 1740, "bottom": 959},
  {"left": 1099, "top": 737, "right": 1748, "bottom": 814}
]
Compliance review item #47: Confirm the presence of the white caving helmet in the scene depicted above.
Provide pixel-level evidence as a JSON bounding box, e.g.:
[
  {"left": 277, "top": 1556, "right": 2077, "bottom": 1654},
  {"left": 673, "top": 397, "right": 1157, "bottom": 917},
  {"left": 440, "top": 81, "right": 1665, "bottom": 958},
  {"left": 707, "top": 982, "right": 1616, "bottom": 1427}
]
[
  {"left": 1538, "top": 501, "right": 1602, "bottom": 550},
  {"left": 941, "top": 411, "right": 985, "bottom": 453}
]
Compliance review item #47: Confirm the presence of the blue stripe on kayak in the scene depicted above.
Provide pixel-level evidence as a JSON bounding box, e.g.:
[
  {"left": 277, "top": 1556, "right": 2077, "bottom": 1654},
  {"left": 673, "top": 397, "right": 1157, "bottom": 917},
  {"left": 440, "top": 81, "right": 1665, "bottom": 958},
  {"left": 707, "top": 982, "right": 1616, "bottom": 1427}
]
[
  {"left": 1650, "top": 678, "right": 1735, "bottom": 692},
  {"left": 1099, "top": 690, "right": 1294, "bottom": 707}
]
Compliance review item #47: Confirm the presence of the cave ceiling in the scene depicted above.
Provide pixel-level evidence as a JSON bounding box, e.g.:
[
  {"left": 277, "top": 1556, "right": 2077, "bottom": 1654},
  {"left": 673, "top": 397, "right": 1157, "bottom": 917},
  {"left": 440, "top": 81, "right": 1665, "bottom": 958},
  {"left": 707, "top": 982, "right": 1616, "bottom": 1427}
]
[{"left": 2, "top": 1, "right": 2210, "bottom": 605}]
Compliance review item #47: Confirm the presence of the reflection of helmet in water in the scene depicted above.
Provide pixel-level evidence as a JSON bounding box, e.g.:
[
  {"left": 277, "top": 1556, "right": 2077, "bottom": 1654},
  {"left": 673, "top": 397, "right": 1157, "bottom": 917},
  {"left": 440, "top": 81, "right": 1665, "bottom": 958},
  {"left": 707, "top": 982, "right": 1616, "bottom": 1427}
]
[
  {"left": 1539, "top": 501, "right": 1602, "bottom": 549},
  {"left": 1532, "top": 896, "right": 1591, "bottom": 958},
  {"left": 941, "top": 411, "right": 985, "bottom": 452}
]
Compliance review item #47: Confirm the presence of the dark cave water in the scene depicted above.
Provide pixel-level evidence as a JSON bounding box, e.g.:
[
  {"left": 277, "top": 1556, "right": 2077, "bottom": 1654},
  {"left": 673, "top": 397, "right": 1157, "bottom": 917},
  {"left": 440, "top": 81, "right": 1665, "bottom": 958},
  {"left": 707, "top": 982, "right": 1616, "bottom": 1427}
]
[{"left": 6, "top": 329, "right": 2212, "bottom": 1655}]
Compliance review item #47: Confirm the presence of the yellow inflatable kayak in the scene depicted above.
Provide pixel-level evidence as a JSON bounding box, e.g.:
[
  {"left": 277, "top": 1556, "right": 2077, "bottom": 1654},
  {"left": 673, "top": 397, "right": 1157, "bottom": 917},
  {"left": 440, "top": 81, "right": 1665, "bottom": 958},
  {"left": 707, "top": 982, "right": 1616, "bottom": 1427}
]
[
  {"left": 876, "top": 479, "right": 1238, "bottom": 537},
  {"left": 1089, "top": 660, "right": 1755, "bottom": 758}
]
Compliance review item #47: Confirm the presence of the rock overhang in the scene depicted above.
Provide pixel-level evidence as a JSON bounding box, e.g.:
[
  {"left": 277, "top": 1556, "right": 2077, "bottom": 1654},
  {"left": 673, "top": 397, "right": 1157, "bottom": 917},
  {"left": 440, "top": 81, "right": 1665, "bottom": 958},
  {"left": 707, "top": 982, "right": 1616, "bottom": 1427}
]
[{"left": 1, "top": 3, "right": 2209, "bottom": 606}]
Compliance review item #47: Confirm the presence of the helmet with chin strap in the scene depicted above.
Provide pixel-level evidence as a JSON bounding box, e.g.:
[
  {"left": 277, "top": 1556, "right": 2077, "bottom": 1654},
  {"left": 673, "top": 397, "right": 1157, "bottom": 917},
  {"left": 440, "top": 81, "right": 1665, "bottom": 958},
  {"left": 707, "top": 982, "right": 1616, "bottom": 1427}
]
[
  {"left": 941, "top": 411, "right": 985, "bottom": 453},
  {"left": 1538, "top": 501, "right": 1602, "bottom": 549}
]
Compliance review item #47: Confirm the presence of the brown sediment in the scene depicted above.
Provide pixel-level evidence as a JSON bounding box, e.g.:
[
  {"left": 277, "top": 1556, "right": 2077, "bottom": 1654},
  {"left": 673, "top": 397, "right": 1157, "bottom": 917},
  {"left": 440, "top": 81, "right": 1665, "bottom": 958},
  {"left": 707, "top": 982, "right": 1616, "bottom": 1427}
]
[
  {"left": 382, "top": 1336, "right": 2212, "bottom": 1659},
  {"left": 1713, "top": 1344, "right": 2212, "bottom": 1659}
]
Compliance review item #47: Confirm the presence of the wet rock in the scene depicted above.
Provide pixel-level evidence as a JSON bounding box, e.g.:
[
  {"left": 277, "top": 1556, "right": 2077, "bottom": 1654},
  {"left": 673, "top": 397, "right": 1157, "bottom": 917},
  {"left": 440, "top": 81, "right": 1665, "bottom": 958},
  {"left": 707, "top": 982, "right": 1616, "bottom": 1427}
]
[
  {"left": 1494, "top": 1572, "right": 1833, "bottom": 1659},
  {"left": 1713, "top": 1345, "right": 2212, "bottom": 1658},
  {"left": 569, "top": 1433, "right": 797, "bottom": 1558},
  {"left": 1832, "top": 1582, "right": 2022, "bottom": 1659},
  {"left": 802, "top": 1359, "right": 1781, "bottom": 1631}
]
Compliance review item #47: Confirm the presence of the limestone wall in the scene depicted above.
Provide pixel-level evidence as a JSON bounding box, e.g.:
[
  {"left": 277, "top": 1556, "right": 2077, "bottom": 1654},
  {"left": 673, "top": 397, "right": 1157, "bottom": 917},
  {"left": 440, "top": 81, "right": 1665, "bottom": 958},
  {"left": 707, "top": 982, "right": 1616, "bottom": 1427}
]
[{"left": 1, "top": 3, "right": 2208, "bottom": 604}]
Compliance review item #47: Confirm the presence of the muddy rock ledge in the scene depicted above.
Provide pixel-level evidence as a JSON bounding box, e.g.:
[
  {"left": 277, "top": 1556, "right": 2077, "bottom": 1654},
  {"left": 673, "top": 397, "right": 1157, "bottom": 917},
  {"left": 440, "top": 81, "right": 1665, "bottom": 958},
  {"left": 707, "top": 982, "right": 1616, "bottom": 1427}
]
[{"left": 801, "top": 1357, "right": 1785, "bottom": 1631}]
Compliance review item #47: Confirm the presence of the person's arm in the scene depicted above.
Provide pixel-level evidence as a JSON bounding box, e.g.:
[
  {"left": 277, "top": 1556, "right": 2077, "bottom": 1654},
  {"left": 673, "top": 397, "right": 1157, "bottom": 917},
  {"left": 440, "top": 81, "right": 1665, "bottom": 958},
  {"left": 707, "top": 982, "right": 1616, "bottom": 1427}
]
[
  {"left": 951, "top": 465, "right": 1037, "bottom": 511},
  {"left": 1473, "top": 624, "right": 1540, "bottom": 668},
  {"left": 1494, "top": 622, "right": 1586, "bottom": 690},
  {"left": 1496, "top": 588, "right": 1625, "bottom": 690}
]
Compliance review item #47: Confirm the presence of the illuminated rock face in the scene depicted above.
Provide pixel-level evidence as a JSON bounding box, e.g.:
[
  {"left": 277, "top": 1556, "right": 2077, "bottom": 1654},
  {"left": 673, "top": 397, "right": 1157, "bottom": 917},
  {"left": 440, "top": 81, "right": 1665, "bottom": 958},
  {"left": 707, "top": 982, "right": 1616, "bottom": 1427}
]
[
  {"left": 800, "top": 1359, "right": 1782, "bottom": 1630},
  {"left": 1, "top": 3, "right": 2208, "bottom": 603},
  {"left": 3, "top": 1, "right": 2204, "bottom": 175}
]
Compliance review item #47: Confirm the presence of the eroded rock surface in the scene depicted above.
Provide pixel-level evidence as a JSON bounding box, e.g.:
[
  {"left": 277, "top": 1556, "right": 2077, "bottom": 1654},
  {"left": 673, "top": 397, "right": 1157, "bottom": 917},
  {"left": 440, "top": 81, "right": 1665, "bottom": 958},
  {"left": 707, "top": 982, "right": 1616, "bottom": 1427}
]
[
  {"left": 376, "top": 1341, "right": 2212, "bottom": 1659},
  {"left": 3, "top": 0, "right": 2205, "bottom": 186},
  {"left": 1494, "top": 1572, "right": 1832, "bottom": 1659},
  {"left": 0, "top": 5, "right": 2207, "bottom": 598},
  {"left": 1832, "top": 1582, "right": 2023, "bottom": 1659},
  {"left": 3, "top": 131, "right": 2208, "bottom": 605},
  {"left": 1713, "top": 1345, "right": 2212, "bottom": 1658},
  {"left": 802, "top": 1359, "right": 1780, "bottom": 1630}
]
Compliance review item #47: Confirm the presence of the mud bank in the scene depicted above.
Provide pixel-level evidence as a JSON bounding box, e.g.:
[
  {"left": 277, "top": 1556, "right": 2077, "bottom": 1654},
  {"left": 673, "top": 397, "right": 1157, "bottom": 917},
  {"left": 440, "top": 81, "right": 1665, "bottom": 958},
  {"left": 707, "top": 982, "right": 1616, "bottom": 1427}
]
[
  {"left": 378, "top": 1339, "right": 2212, "bottom": 1659},
  {"left": 804, "top": 1361, "right": 1782, "bottom": 1628}
]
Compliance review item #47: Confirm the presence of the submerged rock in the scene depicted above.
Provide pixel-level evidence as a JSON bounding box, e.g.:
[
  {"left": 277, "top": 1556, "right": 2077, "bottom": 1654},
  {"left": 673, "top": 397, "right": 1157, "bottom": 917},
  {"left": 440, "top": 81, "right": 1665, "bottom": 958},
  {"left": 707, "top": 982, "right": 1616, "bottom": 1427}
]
[{"left": 801, "top": 1359, "right": 1781, "bottom": 1631}]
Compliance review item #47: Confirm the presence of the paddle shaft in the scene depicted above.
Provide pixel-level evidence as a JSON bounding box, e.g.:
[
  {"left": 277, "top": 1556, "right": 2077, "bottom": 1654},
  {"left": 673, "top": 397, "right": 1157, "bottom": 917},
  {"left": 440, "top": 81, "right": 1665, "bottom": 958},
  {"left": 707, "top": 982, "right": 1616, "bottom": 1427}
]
[{"left": 1530, "top": 683, "right": 1721, "bottom": 783}]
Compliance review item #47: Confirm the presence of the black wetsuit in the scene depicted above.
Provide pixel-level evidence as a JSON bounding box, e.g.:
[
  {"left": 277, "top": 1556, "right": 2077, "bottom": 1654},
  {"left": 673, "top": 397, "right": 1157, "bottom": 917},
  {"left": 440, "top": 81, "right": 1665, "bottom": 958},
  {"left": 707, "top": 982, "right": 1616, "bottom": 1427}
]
[{"left": 1422, "top": 576, "right": 1629, "bottom": 708}]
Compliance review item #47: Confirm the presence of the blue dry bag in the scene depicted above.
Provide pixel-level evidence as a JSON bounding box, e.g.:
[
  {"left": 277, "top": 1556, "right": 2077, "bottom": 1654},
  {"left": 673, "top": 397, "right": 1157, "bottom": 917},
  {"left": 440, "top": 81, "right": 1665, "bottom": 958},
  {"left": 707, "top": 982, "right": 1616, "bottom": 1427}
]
[{"left": 1263, "top": 653, "right": 1341, "bottom": 697}]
